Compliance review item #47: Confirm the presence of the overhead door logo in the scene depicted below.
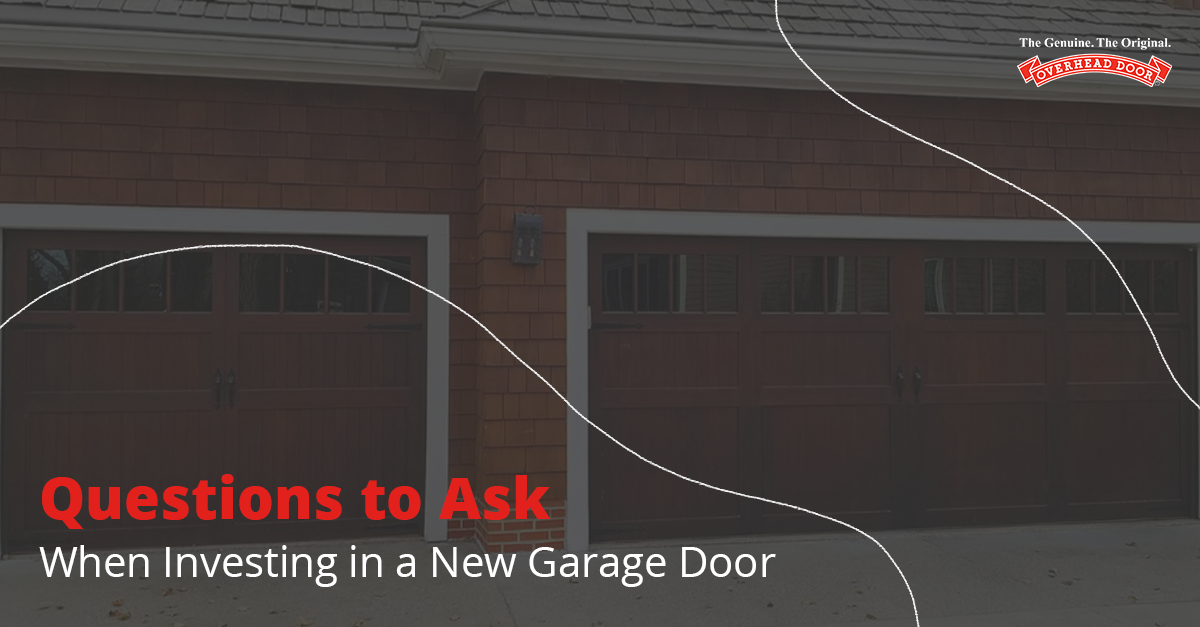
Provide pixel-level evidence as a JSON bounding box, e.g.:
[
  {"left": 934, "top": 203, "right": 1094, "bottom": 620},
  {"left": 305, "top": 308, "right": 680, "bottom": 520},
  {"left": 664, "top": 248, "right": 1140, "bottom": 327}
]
[{"left": 1019, "top": 54, "right": 1171, "bottom": 86}]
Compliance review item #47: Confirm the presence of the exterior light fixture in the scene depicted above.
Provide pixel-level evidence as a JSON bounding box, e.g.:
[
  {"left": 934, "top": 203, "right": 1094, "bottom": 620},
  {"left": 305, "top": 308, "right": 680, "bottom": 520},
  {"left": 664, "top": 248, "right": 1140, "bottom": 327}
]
[{"left": 512, "top": 209, "right": 543, "bottom": 266}]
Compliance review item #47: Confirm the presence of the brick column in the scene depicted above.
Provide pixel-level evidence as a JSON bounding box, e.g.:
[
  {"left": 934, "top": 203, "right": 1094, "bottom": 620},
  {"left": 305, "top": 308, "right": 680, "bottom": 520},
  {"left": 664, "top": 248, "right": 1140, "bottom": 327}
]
[{"left": 466, "top": 74, "right": 569, "bottom": 551}]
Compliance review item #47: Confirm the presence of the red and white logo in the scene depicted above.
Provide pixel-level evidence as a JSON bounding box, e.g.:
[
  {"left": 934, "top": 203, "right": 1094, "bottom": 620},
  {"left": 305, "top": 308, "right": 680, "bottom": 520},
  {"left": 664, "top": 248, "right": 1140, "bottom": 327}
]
[{"left": 1019, "top": 55, "right": 1171, "bottom": 86}]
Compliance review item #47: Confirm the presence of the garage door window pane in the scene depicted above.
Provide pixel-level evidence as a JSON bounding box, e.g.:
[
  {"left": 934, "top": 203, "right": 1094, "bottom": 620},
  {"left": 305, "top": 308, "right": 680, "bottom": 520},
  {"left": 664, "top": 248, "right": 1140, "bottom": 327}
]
[
  {"left": 1154, "top": 260, "right": 1178, "bottom": 313},
  {"left": 827, "top": 256, "right": 857, "bottom": 313},
  {"left": 794, "top": 257, "right": 824, "bottom": 312},
  {"left": 370, "top": 256, "right": 412, "bottom": 314},
  {"left": 124, "top": 252, "right": 166, "bottom": 312},
  {"left": 329, "top": 257, "right": 369, "bottom": 313},
  {"left": 673, "top": 254, "right": 704, "bottom": 313},
  {"left": 1016, "top": 259, "right": 1045, "bottom": 313},
  {"left": 925, "top": 258, "right": 951, "bottom": 313},
  {"left": 75, "top": 251, "right": 121, "bottom": 312},
  {"left": 1095, "top": 261, "right": 1122, "bottom": 313},
  {"left": 1066, "top": 260, "right": 1091, "bottom": 313},
  {"left": 706, "top": 255, "right": 738, "bottom": 312},
  {"left": 240, "top": 253, "right": 281, "bottom": 312},
  {"left": 637, "top": 254, "right": 670, "bottom": 312},
  {"left": 170, "top": 252, "right": 213, "bottom": 312},
  {"left": 1123, "top": 260, "right": 1150, "bottom": 314},
  {"left": 989, "top": 259, "right": 1015, "bottom": 313},
  {"left": 954, "top": 257, "right": 984, "bottom": 313},
  {"left": 601, "top": 254, "right": 634, "bottom": 312},
  {"left": 760, "top": 255, "right": 791, "bottom": 313},
  {"left": 860, "top": 257, "right": 889, "bottom": 313},
  {"left": 284, "top": 254, "right": 325, "bottom": 313},
  {"left": 27, "top": 249, "right": 72, "bottom": 311}
]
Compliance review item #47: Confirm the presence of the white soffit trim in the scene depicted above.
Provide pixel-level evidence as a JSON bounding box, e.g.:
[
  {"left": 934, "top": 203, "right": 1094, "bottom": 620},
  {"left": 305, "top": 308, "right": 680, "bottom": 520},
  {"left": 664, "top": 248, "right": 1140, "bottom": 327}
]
[{"left": 0, "top": 7, "right": 1197, "bottom": 107}]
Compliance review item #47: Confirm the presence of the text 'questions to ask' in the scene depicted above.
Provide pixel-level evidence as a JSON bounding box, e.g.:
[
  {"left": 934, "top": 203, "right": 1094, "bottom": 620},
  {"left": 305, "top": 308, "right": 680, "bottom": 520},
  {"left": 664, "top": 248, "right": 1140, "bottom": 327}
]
[{"left": 40, "top": 546, "right": 776, "bottom": 588}]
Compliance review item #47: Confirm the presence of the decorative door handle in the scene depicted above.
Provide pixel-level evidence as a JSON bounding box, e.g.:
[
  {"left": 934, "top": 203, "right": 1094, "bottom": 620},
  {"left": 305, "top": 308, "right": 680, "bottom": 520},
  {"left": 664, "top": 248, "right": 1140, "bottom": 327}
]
[
  {"left": 895, "top": 367, "right": 905, "bottom": 400},
  {"left": 913, "top": 367, "right": 923, "bottom": 402},
  {"left": 226, "top": 370, "right": 236, "bottom": 408},
  {"left": 213, "top": 370, "right": 223, "bottom": 408}
]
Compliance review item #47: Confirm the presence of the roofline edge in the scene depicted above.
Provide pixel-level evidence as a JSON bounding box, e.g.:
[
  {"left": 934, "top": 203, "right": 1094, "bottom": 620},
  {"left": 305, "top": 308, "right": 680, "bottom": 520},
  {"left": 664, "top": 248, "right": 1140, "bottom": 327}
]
[{"left": 0, "top": 18, "right": 1196, "bottom": 107}]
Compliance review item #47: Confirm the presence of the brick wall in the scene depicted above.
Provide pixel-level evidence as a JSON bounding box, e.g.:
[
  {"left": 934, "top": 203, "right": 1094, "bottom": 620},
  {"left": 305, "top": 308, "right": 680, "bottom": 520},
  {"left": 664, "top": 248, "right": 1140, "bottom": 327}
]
[
  {"left": 476, "top": 500, "right": 566, "bottom": 552},
  {"left": 445, "top": 497, "right": 565, "bottom": 552},
  {"left": 3, "top": 67, "right": 1199, "bottom": 552}
]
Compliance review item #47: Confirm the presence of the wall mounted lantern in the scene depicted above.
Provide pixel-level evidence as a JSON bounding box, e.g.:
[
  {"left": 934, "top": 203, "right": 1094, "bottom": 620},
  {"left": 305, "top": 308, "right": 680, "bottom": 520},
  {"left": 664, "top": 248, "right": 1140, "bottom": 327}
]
[{"left": 512, "top": 210, "right": 543, "bottom": 266}]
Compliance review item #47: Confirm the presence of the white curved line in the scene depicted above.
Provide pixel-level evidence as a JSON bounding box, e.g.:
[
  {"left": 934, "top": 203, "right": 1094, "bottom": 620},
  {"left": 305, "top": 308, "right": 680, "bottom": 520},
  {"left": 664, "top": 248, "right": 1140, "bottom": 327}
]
[{"left": 4, "top": 244, "right": 921, "bottom": 622}]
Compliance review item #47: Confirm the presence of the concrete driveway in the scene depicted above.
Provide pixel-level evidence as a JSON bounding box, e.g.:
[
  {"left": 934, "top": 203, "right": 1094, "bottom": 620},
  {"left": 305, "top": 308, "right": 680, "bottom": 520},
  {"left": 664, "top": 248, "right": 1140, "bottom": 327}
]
[{"left": 2, "top": 519, "right": 1198, "bottom": 626}]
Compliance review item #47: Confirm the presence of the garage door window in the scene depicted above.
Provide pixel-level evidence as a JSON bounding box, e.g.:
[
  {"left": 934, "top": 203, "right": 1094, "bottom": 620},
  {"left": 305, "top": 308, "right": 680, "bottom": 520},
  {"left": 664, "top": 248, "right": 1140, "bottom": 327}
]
[
  {"left": 27, "top": 249, "right": 71, "bottom": 311},
  {"left": 123, "top": 253, "right": 165, "bottom": 312},
  {"left": 27, "top": 249, "right": 213, "bottom": 313},
  {"left": 761, "top": 255, "right": 888, "bottom": 314},
  {"left": 74, "top": 251, "right": 121, "bottom": 311},
  {"left": 601, "top": 253, "right": 738, "bottom": 313},
  {"left": 240, "top": 253, "right": 412, "bottom": 314},
  {"left": 370, "top": 256, "right": 413, "bottom": 313},
  {"left": 170, "top": 252, "right": 214, "bottom": 312},
  {"left": 926, "top": 257, "right": 1045, "bottom": 314},
  {"left": 1066, "top": 259, "right": 1178, "bottom": 314}
]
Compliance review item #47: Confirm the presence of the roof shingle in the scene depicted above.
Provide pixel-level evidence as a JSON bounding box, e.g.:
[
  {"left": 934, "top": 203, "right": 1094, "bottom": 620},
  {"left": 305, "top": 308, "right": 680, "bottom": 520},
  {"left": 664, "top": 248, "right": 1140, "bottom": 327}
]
[{"left": 0, "top": 0, "right": 1196, "bottom": 61}]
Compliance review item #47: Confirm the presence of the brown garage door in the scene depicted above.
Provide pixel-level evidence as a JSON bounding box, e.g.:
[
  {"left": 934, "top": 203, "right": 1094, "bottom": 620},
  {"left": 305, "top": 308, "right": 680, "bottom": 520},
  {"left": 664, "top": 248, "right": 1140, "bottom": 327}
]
[
  {"left": 589, "top": 236, "right": 1197, "bottom": 541},
  {"left": 2, "top": 231, "right": 425, "bottom": 552}
]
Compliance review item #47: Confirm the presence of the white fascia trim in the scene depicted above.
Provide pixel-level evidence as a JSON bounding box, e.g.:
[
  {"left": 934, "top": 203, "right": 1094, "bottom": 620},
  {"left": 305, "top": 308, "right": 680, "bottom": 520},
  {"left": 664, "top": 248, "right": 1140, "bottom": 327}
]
[
  {"left": 0, "top": 21, "right": 441, "bottom": 88},
  {"left": 564, "top": 208, "right": 1200, "bottom": 552},
  {"left": 0, "top": 204, "right": 451, "bottom": 546}
]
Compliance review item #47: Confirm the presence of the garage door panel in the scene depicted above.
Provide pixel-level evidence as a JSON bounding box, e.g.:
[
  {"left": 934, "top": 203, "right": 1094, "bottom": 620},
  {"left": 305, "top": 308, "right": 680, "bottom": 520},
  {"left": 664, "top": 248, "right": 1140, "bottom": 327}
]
[
  {"left": 21, "top": 331, "right": 214, "bottom": 393},
  {"left": 234, "top": 407, "right": 413, "bottom": 514},
  {"left": 20, "top": 390, "right": 214, "bottom": 413},
  {"left": 591, "top": 407, "right": 742, "bottom": 527},
  {"left": 761, "top": 405, "right": 892, "bottom": 516},
  {"left": 1066, "top": 330, "right": 1180, "bottom": 383},
  {"left": 19, "top": 410, "right": 227, "bottom": 534},
  {"left": 1066, "top": 400, "right": 1183, "bottom": 505},
  {"left": 235, "top": 389, "right": 411, "bottom": 410},
  {"left": 594, "top": 331, "right": 740, "bottom": 389},
  {"left": 759, "top": 386, "right": 895, "bottom": 405},
  {"left": 594, "top": 388, "right": 741, "bottom": 408},
  {"left": 918, "top": 403, "right": 1049, "bottom": 510},
  {"left": 233, "top": 331, "right": 413, "bottom": 390},
  {"left": 1065, "top": 381, "right": 1179, "bottom": 402},
  {"left": 918, "top": 384, "right": 1049, "bottom": 404},
  {"left": 922, "top": 331, "right": 1047, "bottom": 385},
  {"left": 760, "top": 331, "right": 891, "bottom": 387}
]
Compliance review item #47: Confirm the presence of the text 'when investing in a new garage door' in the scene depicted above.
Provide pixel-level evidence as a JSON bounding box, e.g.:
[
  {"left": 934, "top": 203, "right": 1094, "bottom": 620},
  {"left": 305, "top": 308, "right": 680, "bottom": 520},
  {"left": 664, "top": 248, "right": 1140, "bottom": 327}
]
[{"left": 40, "top": 545, "right": 776, "bottom": 589}]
